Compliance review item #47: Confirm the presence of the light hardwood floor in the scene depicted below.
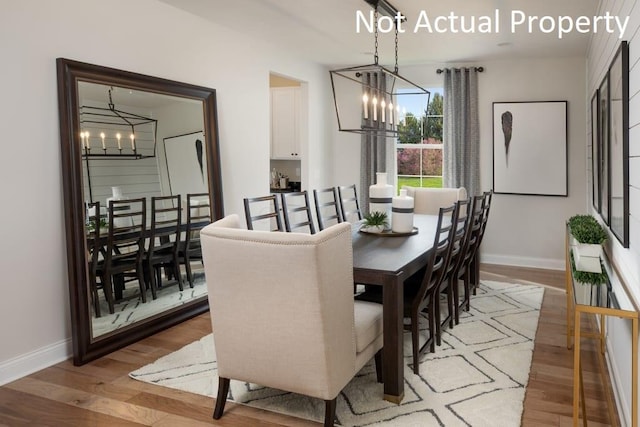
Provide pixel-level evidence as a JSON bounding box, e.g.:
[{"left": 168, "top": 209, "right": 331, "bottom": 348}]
[{"left": 0, "top": 265, "right": 618, "bottom": 426}]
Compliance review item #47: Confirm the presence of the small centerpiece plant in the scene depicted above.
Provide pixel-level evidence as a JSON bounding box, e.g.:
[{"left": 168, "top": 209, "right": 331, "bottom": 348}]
[{"left": 362, "top": 211, "right": 389, "bottom": 233}]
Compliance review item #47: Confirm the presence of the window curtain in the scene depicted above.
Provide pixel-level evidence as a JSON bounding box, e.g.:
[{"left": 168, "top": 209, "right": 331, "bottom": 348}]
[
  {"left": 360, "top": 73, "right": 395, "bottom": 214},
  {"left": 443, "top": 68, "right": 480, "bottom": 196}
]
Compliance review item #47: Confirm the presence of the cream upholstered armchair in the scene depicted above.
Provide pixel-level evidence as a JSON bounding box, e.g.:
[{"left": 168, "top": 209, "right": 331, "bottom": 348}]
[
  {"left": 403, "top": 186, "right": 467, "bottom": 215},
  {"left": 200, "top": 214, "right": 384, "bottom": 427}
]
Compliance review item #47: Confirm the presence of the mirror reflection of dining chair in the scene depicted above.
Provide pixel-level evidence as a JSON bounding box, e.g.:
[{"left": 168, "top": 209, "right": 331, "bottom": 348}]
[
  {"left": 147, "top": 195, "right": 183, "bottom": 299},
  {"left": 178, "top": 193, "right": 211, "bottom": 287},
  {"left": 201, "top": 215, "right": 383, "bottom": 426},
  {"left": 313, "top": 187, "right": 343, "bottom": 231},
  {"left": 86, "top": 201, "right": 105, "bottom": 317},
  {"left": 243, "top": 195, "right": 284, "bottom": 231},
  {"left": 101, "top": 198, "right": 147, "bottom": 314},
  {"left": 337, "top": 184, "right": 363, "bottom": 223},
  {"left": 281, "top": 191, "right": 316, "bottom": 234}
]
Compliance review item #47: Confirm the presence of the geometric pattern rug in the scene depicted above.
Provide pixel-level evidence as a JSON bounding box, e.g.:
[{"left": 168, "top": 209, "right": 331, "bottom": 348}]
[{"left": 129, "top": 280, "right": 544, "bottom": 426}]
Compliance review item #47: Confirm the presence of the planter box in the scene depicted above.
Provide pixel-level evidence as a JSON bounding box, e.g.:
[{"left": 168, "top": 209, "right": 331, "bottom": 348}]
[
  {"left": 575, "top": 243, "right": 602, "bottom": 258},
  {"left": 574, "top": 252, "right": 602, "bottom": 273}
]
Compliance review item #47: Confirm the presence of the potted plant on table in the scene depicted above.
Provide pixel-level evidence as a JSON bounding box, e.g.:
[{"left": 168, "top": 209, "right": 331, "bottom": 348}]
[
  {"left": 361, "top": 211, "right": 389, "bottom": 233},
  {"left": 568, "top": 214, "right": 607, "bottom": 257}
]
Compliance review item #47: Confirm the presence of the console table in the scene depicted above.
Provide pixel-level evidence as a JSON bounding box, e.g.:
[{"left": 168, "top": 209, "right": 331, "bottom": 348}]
[{"left": 565, "top": 230, "right": 639, "bottom": 427}]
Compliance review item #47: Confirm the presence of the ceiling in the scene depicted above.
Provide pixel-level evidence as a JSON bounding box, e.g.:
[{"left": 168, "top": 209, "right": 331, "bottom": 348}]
[{"left": 159, "top": 0, "right": 600, "bottom": 66}]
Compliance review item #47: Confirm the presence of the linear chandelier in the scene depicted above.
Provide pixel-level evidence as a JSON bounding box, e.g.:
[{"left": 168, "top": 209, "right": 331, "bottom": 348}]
[
  {"left": 80, "top": 88, "right": 158, "bottom": 159},
  {"left": 330, "top": 0, "right": 430, "bottom": 137}
]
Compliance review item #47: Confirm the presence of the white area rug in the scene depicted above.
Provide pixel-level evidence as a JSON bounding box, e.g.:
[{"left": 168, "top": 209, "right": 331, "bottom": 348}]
[{"left": 130, "top": 280, "right": 544, "bottom": 426}]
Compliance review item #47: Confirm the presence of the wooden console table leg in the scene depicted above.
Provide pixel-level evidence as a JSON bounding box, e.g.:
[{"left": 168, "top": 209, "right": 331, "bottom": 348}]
[
  {"left": 600, "top": 313, "right": 606, "bottom": 355},
  {"left": 573, "top": 309, "right": 582, "bottom": 427}
]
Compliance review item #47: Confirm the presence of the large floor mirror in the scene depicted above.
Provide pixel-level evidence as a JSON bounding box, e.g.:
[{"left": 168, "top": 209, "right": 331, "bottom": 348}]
[{"left": 57, "top": 58, "right": 223, "bottom": 365}]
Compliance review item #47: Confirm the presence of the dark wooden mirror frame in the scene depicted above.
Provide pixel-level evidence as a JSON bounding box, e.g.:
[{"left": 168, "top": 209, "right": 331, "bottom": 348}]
[{"left": 56, "top": 58, "right": 224, "bottom": 365}]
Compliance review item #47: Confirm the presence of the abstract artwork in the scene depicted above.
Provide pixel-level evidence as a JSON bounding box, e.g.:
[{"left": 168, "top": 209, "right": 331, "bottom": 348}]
[
  {"left": 163, "top": 131, "right": 209, "bottom": 197},
  {"left": 493, "top": 101, "right": 568, "bottom": 196}
]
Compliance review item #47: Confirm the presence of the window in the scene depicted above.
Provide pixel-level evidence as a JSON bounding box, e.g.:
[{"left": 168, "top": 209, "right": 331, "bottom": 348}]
[{"left": 396, "top": 89, "right": 443, "bottom": 192}]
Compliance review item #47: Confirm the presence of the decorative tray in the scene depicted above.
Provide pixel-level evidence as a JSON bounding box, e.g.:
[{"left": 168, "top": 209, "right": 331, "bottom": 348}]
[{"left": 359, "top": 226, "right": 419, "bottom": 237}]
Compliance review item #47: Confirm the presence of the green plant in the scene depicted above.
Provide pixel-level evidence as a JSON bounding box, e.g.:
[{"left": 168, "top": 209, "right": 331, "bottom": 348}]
[
  {"left": 87, "top": 218, "right": 107, "bottom": 232},
  {"left": 568, "top": 215, "right": 607, "bottom": 245},
  {"left": 363, "top": 211, "right": 389, "bottom": 228}
]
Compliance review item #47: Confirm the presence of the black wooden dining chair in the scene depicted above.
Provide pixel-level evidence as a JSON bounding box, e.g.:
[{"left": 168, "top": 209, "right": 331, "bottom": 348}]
[
  {"left": 313, "top": 187, "right": 343, "bottom": 231},
  {"left": 102, "top": 198, "right": 147, "bottom": 314},
  {"left": 451, "top": 196, "right": 483, "bottom": 324},
  {"left": 356, "top": 203, "right": 457, "bottom": 374},
  {"left": 281, "top": 191, "right": 316, "bottom": 234},
  {"left": 434, "top": 198, "right": 470, "bottom": 342},
  {"left": 147, "top": 195, "right": 183, "bottom": 299},
  {"left": 178, "top": 193, "right": 211, "bottom": 287},
  {"left": 337, "top": 184, "right": 363, "bottom": 223},
  {"left": 243, "top": 195, "right": 284, "bottom": 231}
]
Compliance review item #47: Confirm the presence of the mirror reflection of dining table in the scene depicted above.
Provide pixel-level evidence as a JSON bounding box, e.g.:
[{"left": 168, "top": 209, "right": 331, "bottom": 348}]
[{"left": 351, "top": 214, "right": 440, "bottom": 404}]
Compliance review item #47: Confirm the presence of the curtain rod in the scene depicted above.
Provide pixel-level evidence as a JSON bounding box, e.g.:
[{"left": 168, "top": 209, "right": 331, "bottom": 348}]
[{"left": 436, "top": 67, "right": 484, "bottom": 74}]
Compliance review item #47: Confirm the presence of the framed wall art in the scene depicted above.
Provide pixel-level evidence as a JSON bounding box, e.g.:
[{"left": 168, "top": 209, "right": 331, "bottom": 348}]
[
  {"left": 493, "top": 101, "right": 568, "bottom": 196},
  {"left": 599, "top": 73, "right": 609, "bottom": 225},
  {"left": 591, "top": 90, "right": 600, "bottom": 213},
  {"left": 607, "top": 40, "right": 629, "bottom": 247}
]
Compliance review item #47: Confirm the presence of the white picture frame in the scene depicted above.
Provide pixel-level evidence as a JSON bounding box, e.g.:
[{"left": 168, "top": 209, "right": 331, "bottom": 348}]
[{"left": 492, "top": 101, "right": 568, "bottom": 196}]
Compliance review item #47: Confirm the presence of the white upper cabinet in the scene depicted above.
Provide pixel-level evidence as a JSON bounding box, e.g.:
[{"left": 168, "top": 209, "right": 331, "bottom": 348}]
[{"left": 270, "top": 87, "right": 300, "bottom": 159}]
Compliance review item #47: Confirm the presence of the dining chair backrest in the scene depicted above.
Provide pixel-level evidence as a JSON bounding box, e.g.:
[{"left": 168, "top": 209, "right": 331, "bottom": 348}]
[
  {"left": 414, "top": 203, "right": 458, "bottom": 304},
  {"left": 149, "top": 195, "right": 181, "bottom": 253},
  {"left": 476, "top": 190, "right": 492, "bottom": 249},
  {"left": 185, "top": 192, "right": 212, "bottom": 247},
  {"left": 106, "top": 198, "right": 146, "bottom": 257},
  {"left": 243, "top": 194, "right": 284, "bottom": 231},
  {"left": 445, "top": 198, "right": 471, "bottom": 277},
  {"left": 457, "top": 196, "right": 484, "bottom": 271},
  {"left": 281, "top": 191, "right": 316, "bottom": 234},
  {"left": 337, "top": 184, "right": 363, "bottom": 223},
  {"left": 313, "top": 187, "right": 343, "bottom": 231},
  {"left": 403, "top": 186, "right": 467, "bottom": 215}
]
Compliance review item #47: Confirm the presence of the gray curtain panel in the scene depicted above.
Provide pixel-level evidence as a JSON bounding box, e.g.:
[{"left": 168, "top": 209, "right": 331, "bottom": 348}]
[
  {"left": 360, "top": 72, "right": 387, "bottom": 214},
  {"left": 443, "top": 68, "right": 480, "bottom": 196}
]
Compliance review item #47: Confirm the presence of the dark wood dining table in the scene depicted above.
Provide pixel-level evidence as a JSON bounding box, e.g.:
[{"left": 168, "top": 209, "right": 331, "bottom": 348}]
[{"left": 351, "top": 214, "right": 439, "bottom": 404}]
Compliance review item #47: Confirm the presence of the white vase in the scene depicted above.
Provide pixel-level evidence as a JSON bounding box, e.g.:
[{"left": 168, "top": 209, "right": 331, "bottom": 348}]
[
  {"left": 392, "top": 188, "right": 414, "bottom": 233},
  {"left": 369, "top": 172, "right": 393, "bottom": 228}
]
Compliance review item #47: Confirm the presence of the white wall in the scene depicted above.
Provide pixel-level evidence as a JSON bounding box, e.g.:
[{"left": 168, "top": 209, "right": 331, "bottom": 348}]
[
  {"left": 0, "top": 0, "right": 333, "bottom": 384},
  {"left": 587, "top": 1, "right": 640, "bottom": 424}
]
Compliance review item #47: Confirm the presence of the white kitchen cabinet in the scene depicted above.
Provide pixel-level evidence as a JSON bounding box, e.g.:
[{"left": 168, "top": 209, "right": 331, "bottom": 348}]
[{"left": 270, "top": 87, "right": 300, "bottom": 159}]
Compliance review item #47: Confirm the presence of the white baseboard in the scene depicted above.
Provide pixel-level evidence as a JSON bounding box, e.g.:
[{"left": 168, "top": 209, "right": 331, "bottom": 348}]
[
  {"left": 0, "top": 339, "right": 72, "bottom": 386},
  {"left": 481, "top": 253, "right": 565, "bottom": 271},
  {"left": 606, "top": 339, "right": 630, "bottom": 427}
]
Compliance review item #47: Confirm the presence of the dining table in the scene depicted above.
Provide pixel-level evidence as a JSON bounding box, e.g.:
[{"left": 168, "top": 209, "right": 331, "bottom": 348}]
[{"left": 351, "top": 213, "right": 440, "bottom": 404}]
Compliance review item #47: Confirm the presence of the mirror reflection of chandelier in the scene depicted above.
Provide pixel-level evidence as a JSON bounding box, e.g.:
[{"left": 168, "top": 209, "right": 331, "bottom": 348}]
[
  {"left": 329, "top": 0, "right": 430, "bottom": 137},
  {"left": 80, "top": 87, "right": 158, "bottom": 159}
]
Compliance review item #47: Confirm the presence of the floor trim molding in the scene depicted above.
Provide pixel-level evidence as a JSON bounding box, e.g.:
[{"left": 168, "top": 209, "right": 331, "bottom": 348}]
[
  {"left": 481, "top": 253, "right": 565, "bottom": 271},
  {"left": 0, "top": 339, "right": 71, "bottom": 386}
]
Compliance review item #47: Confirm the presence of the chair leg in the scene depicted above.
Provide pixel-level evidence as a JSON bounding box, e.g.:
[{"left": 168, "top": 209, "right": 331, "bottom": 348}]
[
  {"left": 434, "top": 289, "right": 442, "bottom": 346},
  {"left": 464, "top": 267, "right": 471, "bottom": 311},
  {"left": 471, "top": 255, "right": 479, "bottom": 295},
  {"left": 173, "top": 253, "right": 184, "bottom": 291},
  {"left": 374, "top": 350, "right": 383, "bottom": 383},
  {"left": 184, "top": 253, "right": 194, "bottom": 287},
  {"left": 324, "top": 398, "right": 337, "bottom": 427},
  {"left": 147, "top": 261, "right": 157, "bottom": 300},
  {"left": 452, "top": 275, "right": 461, "bottom": 325},
  {"left": 213, "top": 377, "right": 230, "bottom": 419},
  {"left": 428, "top": 296, "right": 436, "bottom": 352}
]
